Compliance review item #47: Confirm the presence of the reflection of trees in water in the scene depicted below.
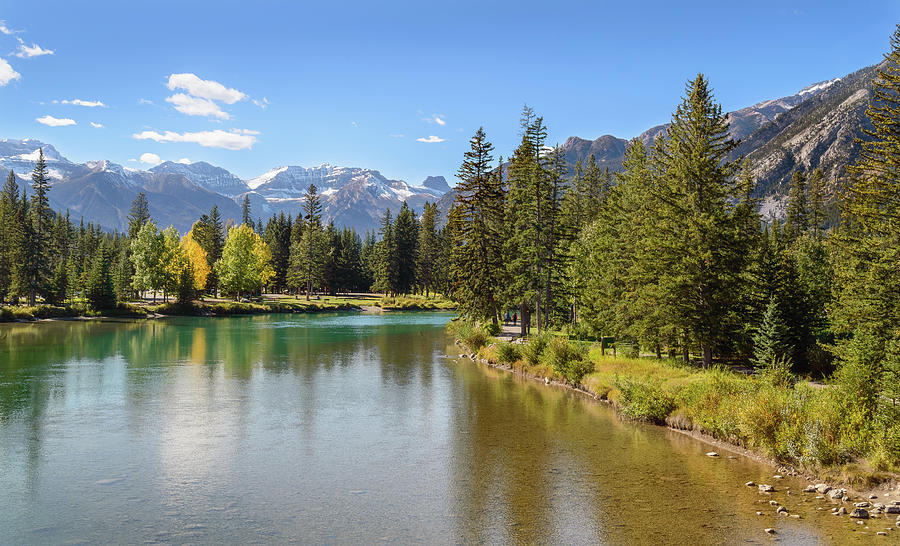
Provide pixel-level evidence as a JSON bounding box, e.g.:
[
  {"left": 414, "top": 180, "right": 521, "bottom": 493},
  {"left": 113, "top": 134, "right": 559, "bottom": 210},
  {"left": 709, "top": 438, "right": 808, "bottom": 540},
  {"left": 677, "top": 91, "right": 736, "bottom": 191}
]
[{"left": 448, "top": 363, "right": 823, "bottom": 544}]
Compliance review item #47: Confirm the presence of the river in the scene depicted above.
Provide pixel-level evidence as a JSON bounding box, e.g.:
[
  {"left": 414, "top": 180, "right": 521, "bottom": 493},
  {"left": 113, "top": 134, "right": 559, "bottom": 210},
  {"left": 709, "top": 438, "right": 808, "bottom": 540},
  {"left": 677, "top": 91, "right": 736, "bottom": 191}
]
[{"left": 0, "top": 312, "right": 887, "bottom": 543}]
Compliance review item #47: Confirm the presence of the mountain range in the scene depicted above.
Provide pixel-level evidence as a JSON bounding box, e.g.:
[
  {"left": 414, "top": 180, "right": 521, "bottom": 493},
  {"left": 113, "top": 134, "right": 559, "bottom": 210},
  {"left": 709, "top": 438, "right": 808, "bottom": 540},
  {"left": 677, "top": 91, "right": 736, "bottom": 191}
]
[
  {"left": 0, "top": 140, "right": 449, "bottom": 233},
  {"left": 1, "top": 59, "right": 882, "bottom": 233}
]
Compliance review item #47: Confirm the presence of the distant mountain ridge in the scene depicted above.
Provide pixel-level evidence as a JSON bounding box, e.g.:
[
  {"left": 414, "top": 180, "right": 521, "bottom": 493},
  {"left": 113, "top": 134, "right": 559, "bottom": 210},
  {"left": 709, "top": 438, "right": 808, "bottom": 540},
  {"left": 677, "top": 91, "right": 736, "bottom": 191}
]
[{"left": 0, "top": 139, "right": 449, "bottom": 233}]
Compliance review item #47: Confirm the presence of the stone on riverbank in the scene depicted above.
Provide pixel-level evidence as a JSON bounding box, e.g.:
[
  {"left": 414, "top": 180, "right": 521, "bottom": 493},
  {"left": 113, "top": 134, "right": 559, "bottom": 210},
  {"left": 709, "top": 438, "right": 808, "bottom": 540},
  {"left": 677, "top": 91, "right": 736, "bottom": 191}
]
[
  {"left": 706, "top": 452, "right": 719, "bottom": 457},
  {"left": 827, "top": 488, "right": 845, "bottom": 500},
  {"left": 764, "top": 528, "right": 776, "bottom": 534},
  {"left": 746, "top": 481, "right": 756, "bottom": 487},
  {"left": 855, "top": 502, "right": 871, "bottom": 508},
  {"left": 803, "top": 485, "right": 816, "bottom": 492},
  {"left": 886, "top": 506, "right": 900, "bottom": 514},
  {"left": 815, "top": 483, "right": 831, "bottom": 494},
  {"left": 851, "top": 508, "right": 870, "bottom": 519},
  {"left": 759, "top": 484, "right": 775, "bottom": 493}
]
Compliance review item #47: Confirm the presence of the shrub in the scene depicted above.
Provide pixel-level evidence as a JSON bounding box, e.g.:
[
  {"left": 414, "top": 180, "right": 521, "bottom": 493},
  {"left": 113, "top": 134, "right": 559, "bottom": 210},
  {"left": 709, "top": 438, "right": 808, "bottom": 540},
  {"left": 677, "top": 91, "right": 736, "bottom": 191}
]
[
  {"left": 495, "top": 341, "right": 521, "bottom": 365},
  {"left": 521, "top": 332, "right": 550, "bottom": 366},
  {"left": 484, "top": 322, "right": 501, "bottom": 336},
  {"left": 547, "top": 337, "right": 593, "bottom": 384},
  {"left": 614, "top": 377, "right": 675, "bottom": 423},
  {"left": 448, "top": 320, "right": 491, "bottom": 351}
]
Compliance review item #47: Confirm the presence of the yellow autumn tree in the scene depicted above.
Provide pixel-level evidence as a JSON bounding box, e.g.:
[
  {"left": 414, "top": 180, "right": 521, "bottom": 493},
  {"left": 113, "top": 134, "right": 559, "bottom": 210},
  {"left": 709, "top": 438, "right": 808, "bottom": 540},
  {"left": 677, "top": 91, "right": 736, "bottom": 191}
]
[{"left": 181, "top": 229, "right": 211, "bottom": 291}]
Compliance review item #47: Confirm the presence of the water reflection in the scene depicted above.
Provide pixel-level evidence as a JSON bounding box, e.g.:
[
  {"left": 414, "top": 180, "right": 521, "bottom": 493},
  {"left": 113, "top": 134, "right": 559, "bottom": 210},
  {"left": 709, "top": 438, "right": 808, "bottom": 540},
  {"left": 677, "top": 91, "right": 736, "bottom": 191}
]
[{"left": 0, "top": 314, "right": 873, "bottom": 544}]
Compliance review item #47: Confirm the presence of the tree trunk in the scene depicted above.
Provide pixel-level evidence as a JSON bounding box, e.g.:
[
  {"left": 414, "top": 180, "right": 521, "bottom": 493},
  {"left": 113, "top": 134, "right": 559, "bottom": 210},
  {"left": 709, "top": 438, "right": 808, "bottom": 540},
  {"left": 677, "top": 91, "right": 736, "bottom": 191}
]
[
  {"left": 600, "top": 337, "right": 606, "bottom": 356},
  {"left": 702, "top": 345, "right": 712, "bottom": 368},
  {"left": 655, "top": 343, "right": 662, "bottom": 359},
  {"left": 682, "top": 332, "right": 689, "bottom": 364}
]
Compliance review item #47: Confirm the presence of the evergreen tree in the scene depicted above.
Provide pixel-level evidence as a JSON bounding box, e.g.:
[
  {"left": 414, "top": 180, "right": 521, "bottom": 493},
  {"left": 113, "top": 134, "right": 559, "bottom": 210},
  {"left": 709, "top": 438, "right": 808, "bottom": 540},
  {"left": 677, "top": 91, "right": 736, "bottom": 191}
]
[
  {"left": 651, "top": 74, "right": 748, "bottom": 366},
  {"left": 393, "top": 202, "right": 419, "bottom": 295},
  {"left": 450, "top": 127, "right": 505, "bottom": 326},
  {"left": 784, "top": 170, "right": 809, "bottom": 240},
  {"left": 807, "top": 168, "right": 826, "bottom": 240},
  {"left": 372, "top": 209, "right": 397, "bottom": 294},
  {"left": 0, "top": 171, "right": 21, "bottom": 302},
  {"left": 86, "top": 240, "right": 116, "bottom": 309},
  {"left": 25, "top": 149, "right": 52, "bottom": 305},
  {"left": 241, "top": 195, "right": 252, "bottom": 226},
  {"left": 127, "top": 192, "right": 151, "bottom": 239},
  {"left": 752, "top": 297, "right": 791, "bottom": 369},
  {"left": 416, "top": 202, "right": 440, "bottom": 296},
  {"left": 832, "top": 24, "right": 900, "bottom": 437}
]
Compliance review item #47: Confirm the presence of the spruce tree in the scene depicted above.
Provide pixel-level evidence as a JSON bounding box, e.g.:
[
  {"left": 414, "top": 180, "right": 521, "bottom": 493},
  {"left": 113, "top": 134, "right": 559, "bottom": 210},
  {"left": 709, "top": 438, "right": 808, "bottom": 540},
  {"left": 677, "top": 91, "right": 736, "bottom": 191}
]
[
  {"left": 832, "top": 24, "right": 900, "bottom": 436},
  {"left": 241, "top": 194, "right": 252, "bottom": 226},
  {"left": 127, "top": 192, "right": 151, "bottom": 239},
  {"left": 784, "top": 170, "right": 809, "bottom": 241},
  {"left": 450, "top": 127, "right": 505, "bottom": 326},
  {"left": 651, "top": 74, "right": 748, "bottom": 366},
  {"left": 26, "top": 149, "right": 52, "bottom": 305},
  {"left": 0, "top": 171, "right": 20, "bottom": 302},
  {"left": 393, "top": 202, "right": 419, "bottom": 295},
  {"left": 416, "top": 202, "right": 439, "bottom": 297}
]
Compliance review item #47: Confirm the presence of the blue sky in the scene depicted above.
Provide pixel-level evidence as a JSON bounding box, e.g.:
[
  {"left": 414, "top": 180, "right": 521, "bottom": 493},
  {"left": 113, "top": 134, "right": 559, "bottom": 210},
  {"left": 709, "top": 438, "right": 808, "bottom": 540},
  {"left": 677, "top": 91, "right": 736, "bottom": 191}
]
[{"left": 0, "top": 1, "right": 897, "bottom": 184}]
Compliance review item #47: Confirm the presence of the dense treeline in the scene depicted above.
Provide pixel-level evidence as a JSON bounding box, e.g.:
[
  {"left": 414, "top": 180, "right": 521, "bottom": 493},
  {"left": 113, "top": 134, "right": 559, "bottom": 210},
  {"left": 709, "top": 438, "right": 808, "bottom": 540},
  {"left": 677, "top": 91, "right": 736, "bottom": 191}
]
[
  {"left": 449, "top": 25, "right": 900, "bottom": 467},
  {"left": 0, "top": 160, "right": 451, "bottom": 309}
]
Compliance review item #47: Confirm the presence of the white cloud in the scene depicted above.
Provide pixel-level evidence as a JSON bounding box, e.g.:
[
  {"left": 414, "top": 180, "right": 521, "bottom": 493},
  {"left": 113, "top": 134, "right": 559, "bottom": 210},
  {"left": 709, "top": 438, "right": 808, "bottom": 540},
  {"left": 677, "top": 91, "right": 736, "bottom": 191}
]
[
  {"left": 252, "top": 97, "right": 269, "bottom": 109},
  {"left": 176, "top": 158, "right": 191, "bottom": 164},
  {"left": 15, "top": 39, "right": 54, "bottom": 58},
  {"left": 133, "top": 129, "right": 257, "bottom": 150},
  {"left": 90, "top": 122, "right": 104, "bottom": 128},
  {"left": 0, "top": 59, "right": 20, "bottom": 86},
  {"left": 139, "top": 152, "right": 162, "bottom": 165},
  {"left": 416, "top": 135, "right": 445, "bottom": 143},
  {"left": 0, "top": 22, "right": 13, "bottom": 35},
  {"left": 423, "top": 114, "right": 446, "bottom": 125},
  {"left": 389, "top": 133, "right": 405, "bottom": 138},
  {"left": 59, "top": 99, "right": 105, "bottom": 107},
  {"left": 351, "top": 121, "right": 358, "bottom": 127},
  {"left": 128, "top": 158, "right": 138, "bottom": 162},
  {"left": 36, "top": 115, "right": 76, "bottom": 127},
  {"left": 166, "top": 73, "right": 245, "bottom": 104},
  {"left": 138, "top": 98, "right": 154, "bottom": 105},
  {"left": 165, "top": 93, "right": 229, "bottom": 119}
]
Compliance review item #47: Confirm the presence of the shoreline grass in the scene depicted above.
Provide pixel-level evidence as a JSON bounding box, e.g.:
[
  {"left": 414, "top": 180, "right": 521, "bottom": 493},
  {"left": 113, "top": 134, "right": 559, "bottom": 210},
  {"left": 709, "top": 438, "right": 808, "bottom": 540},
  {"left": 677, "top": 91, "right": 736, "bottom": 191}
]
[{"left": 451, "top": 321, "right": 900, "bottom": 488}]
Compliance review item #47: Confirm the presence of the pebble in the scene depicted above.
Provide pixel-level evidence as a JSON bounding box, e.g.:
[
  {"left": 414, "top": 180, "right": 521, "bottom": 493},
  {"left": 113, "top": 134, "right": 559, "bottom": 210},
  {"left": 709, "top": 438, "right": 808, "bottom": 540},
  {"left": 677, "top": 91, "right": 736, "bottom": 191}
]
[
  {"left": 773, "top": 475, "right": 783, "bottom": 479},
  {"left": 769, "top": 500, "right": 780, "bottom": 506},
  {"left": 879, "top": 531, "right": 888, "bottom": 536},
  {"left": 803, "top": 485, "right": 816, "bottom": 493},
  {"left": 706, "top": 452, "right": 719, "bottom": 457},
  {"left": 871, "top": 494, "right": 879, "bottom": 500},
  {"left": 756, "top": 511, "right": 763, "bottom": 516},
  {"left": 827, "top": 488, "right": 846, "bottom": 500},
  {"left": 839, "top": 507, "right": 848, "bottom": 515},
  {"left": 856, "top": 502, "right": 872, "bottom": 508},
  {"left": 790, "top": 514, "right": 801, "bottom": 519},
  {"left": 759, "top": 484, "right": 775, "bottom": 493},
  {"left": 746, "top": 481, "right": 756, "bottom": 487},
  {"left": 815, "top": 483, "right": 831, "bottom": 494},
  {"left": 776, "top": 506, "right": 788, "bottom": 514},
  {"left": 888, "top": 506, "right": 900, "bottom": 514},
  {"left": 765, "top": 528, "right": 776, "bottom": 534}
]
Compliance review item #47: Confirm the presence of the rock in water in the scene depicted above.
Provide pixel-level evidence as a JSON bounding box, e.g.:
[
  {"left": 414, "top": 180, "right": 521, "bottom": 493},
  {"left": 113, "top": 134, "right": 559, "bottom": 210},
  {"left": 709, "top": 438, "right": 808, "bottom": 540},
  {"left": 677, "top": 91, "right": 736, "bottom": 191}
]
[
  {"left": 765, "top": 528, "right": 776, "bottom": 534},
  {"left": 803, "top": 485, "right": 816, "bottom": 493},
  {"left": 815, "top": 483, "right": 831, "bottom": 494},
  {"left": 746, "top": 481, "right": 756, "bottom": 487},
  {"left": 759, "top": 484, "right": 775, "bottom": 493},
  {"left": 706, "top": 452, "right": 719, "bottom": 457},
  {"left": 886, "top": 506, "right": 900, "bottom": 514},
  {"left": 850, "top": 508, "right": 870, "bottom": 519},
  {"left": 827, "top": 488, "right": 845, "bottom": 499}
]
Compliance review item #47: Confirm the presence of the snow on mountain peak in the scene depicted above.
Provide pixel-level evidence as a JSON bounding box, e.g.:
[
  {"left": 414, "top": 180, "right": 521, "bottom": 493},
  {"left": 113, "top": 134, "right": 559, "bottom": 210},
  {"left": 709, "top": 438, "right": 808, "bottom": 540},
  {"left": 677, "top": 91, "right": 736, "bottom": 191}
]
[{"left": 799, "top": 78, "right": 841, "bottom": 96}]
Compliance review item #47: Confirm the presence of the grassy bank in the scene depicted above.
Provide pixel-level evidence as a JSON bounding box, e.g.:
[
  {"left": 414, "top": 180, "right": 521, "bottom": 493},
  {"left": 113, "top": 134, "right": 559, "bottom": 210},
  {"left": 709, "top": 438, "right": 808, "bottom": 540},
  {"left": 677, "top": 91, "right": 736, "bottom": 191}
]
[
  {"left": 0, "top": 294, "right": 455, "bottom": 322},
  {"left": 378, "top": 294, "right": 456, "bottom": 310},
  {"left": 449, "top": 320, "right": 900, "bottom": 488}
]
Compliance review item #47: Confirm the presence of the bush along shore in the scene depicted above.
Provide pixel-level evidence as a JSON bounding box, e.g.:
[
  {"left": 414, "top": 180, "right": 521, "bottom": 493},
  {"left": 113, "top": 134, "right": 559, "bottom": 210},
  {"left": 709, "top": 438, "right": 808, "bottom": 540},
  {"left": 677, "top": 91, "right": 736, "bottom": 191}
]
[
  {"left": 448, "top": 321, "right": 900, "bottom": 508},
  {"left": 0, "top": 294, "right": 455, "bottom": 322}
]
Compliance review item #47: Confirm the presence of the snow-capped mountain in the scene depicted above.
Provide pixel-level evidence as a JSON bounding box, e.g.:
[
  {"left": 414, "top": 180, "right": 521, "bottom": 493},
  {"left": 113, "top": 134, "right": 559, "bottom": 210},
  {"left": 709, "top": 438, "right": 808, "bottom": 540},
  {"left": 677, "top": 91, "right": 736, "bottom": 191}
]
[
  {"left": 151, "top": 161, "right": 250, "bottom": 197},
  {"left": 244, "top": 164, "right": 446, "bottom": 232},
  {"left": 0, "top": 140, "right": 450, "bottom": 233}
]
